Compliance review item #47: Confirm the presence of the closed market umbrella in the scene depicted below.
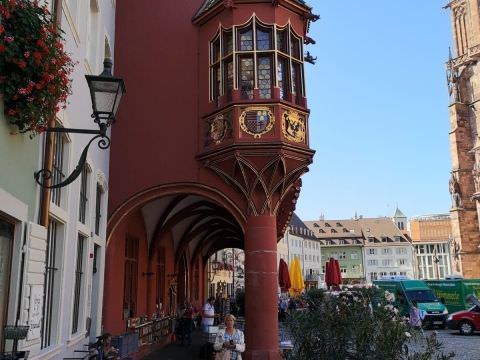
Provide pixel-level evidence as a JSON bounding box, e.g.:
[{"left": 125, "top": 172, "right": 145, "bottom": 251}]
[
  {"left": 325, "top": 257, "right": 342, "bottom": 290},
  {"left": 289, "top": 257, "right": 305, "bottom": 297},
  {"left": 325, "top": 260, "right": 332, "bottom": 288},
  {"left": 333, "top": 258, "right": 343, "bottom": 287},
  {"left": 279, "top": 259, "right": 291, "bottom": 292}
]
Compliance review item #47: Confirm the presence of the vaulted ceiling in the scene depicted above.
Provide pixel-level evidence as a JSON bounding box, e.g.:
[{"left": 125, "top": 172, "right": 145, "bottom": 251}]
[{"left": 141, "top": 194, "right": 244, "bottom": 263}]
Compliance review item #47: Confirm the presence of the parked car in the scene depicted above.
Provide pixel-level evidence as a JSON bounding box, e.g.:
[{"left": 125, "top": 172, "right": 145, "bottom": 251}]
[{"left": 446, "top": 305, "right": 480, "bottom": 335}]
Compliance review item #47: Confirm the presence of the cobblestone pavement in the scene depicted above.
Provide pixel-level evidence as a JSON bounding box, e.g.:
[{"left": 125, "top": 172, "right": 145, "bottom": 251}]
[{"left": 423, "top": 329, "right": 480, "bottom": 360}]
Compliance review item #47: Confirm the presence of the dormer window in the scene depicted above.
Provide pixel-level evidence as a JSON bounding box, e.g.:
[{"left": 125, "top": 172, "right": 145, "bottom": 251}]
[{"left": 209, "top": 17, "right": 304, "bottom": 105}]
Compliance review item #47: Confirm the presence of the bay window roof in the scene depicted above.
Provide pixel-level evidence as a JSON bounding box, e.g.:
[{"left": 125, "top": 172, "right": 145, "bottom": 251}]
[{"left": 194, "top": 0, "right": 311, "bottom": 20}]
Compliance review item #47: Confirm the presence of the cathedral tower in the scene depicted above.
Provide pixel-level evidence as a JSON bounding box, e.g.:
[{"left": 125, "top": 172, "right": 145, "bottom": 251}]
[{"left": 445, "top": 0, "right": 480, "bottom": 277}]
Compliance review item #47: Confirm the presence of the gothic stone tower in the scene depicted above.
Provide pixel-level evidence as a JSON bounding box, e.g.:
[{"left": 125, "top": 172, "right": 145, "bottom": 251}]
[{"left": 446, "top": 0, "right": 480, "bottom": 277}]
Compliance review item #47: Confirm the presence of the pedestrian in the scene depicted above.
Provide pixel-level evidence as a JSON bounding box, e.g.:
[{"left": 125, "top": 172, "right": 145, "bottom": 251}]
[
  {"left": 180, "top": 299, "right": 196, "bottom": 346},
  {"left": 409, "top": 300, "right": 423, "bottom": 334},
  {"left": 201, "top": 296, "right": 216, "bottom": 332},
  {"left": 213, "top": 314, "right": 245, "bottom": 360},
  {"left": 279, "top": 297, "right": 288, "bottom": 321}
]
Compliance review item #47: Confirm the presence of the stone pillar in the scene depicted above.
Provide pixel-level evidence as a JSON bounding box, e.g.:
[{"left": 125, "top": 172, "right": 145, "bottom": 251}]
[{"left": 244, "top": 215, "right": 280, "bottom": 360}]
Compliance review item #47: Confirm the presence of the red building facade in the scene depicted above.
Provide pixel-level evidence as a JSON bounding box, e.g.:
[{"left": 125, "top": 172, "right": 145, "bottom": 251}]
[{"left": 106, "top": 1, "right": 316, "bottom": 358}]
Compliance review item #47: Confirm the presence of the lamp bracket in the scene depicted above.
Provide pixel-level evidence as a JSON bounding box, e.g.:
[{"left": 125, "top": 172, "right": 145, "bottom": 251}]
[{"left": 34, "top": 132, "right": 111, "bottom": 189}]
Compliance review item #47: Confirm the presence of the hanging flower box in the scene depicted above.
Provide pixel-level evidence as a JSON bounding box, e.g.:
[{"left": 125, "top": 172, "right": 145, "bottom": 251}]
[{"left": 0, "top": 0, "right": 75, "bottom": 135}]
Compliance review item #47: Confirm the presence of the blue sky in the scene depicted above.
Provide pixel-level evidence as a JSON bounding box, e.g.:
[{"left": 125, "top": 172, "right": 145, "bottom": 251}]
[{"left": 296, "top": 1, "right": 453, "bottom": 221}]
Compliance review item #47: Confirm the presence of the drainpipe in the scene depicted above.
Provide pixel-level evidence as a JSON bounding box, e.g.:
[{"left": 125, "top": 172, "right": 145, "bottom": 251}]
[{"left": 39, "top": 0, "right": 62, "bottom": 227}]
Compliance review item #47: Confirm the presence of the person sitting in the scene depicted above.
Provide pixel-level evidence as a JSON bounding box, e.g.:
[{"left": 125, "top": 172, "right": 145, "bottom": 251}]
[{"left": 213, "top": 314, "right": 245, "bottom": 360}]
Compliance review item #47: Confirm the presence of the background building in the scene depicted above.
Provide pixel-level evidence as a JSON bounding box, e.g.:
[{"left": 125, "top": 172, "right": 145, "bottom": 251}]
[
  {"left": 445, "top": 0, "right": 480, "bottom": 278},
  {"left": 305, "top": 219, "right": 365, "bottom": 284},
  {"left": 409, "top": 214, "right": 455, "bottom": 279},
  {"left": 279, "top": 214, "right": 321, "bottom": 289},
  {"left": 360, "top": 217, "right": 414, "bottom": 283}
]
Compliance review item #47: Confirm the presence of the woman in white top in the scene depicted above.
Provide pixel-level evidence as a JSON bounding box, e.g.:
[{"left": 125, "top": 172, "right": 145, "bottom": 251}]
[
  {"left": 201, "top": 296, "right": 216, "bottom": 332},
  {"left": 213, "top": 314, "right": 245, "bottom": 360}
]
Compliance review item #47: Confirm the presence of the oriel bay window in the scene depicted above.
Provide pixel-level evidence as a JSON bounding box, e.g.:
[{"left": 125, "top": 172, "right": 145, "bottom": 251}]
[{"left": 209, "top": 17, "right": 305, "bottom": 104}]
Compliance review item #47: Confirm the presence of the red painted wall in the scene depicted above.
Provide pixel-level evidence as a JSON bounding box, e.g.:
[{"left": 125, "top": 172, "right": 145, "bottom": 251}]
[
  {"left": 104, "top": 209, "right": 178, "bottom": 334},
  {"left": 110, "top": 1, "right": 308, "bottom": 219}
]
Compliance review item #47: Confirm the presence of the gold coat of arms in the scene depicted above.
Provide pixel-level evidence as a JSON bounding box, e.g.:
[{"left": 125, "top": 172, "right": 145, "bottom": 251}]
[{"left": 282, "top": 110, "right": 305, "bottom": 143}]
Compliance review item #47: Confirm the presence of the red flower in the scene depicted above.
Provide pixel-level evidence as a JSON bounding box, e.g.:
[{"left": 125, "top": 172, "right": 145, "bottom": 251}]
[{"left": 1, "top": 0, "right": 75, "bottom": 134}]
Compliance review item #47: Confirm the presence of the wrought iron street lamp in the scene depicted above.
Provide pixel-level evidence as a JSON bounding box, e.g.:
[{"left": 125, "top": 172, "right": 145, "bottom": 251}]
[{"left": 34, "top": 58, "right": 126, "bottom": 189}]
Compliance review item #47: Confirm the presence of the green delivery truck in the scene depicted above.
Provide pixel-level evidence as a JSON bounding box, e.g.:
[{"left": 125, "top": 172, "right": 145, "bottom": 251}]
[
  {"left": 425, "top": 279, "right": 480, "bottom": 313},
  {"left": 374, "top": 278, "right": 448, "bottom": 327}
]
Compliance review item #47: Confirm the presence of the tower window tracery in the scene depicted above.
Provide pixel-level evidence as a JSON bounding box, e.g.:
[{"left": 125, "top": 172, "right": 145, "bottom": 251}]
[{"left": 209, "top": 17, "right": 305, "bottom": 105}]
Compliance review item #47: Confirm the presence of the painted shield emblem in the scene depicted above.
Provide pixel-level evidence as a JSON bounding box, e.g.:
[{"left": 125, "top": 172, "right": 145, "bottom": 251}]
[
  {"left": 282, "top": 110, "right": 305, "bottom": 143},
  {"left": 239, "top": 106, "right": 274, "bottom": 138}
]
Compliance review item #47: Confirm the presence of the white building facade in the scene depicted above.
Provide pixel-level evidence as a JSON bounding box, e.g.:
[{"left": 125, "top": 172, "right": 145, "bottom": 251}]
[
  {"left": 360, "top": 217, "right": 415, "bottom": 283},
  {"left": 278, "top": 214, "right": 322, "bottom": 288},
  {"left": 1, "top": 1, "right": 117, "bottom": 359}
]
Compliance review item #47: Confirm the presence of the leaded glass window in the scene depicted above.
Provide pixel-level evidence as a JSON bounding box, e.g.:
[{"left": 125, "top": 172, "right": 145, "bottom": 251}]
[
  {"left": 212, "top": 37, "right": 221, "bottom": 63},
  {"left": 208, "top": 18, "right": 305, "bottom": 104},
  {"left": 212, "top": 65, "right": 221, "bottom": 104},
  {"left": 277, "top": 28, "right": 288, "bottom": 53},
  {"left": 256, "top": 27, "right": 272, "bottom": 50},
  {"left": 290, "top": 34, "right": 301, "bottom": 60},
  {"left": 239, "top": 57, "right": 254, "bottom": 100},
  {"left": 225, "top": 60, "right": 234, "bottom": 101},
  {"left": 223, "top": 30, "right": 233, "bottom": 55},
  {"left": 238, "top": 28, "right": 253, "bottom": 51},
  {"left": 292, "top": 62, "right": 303, "bottom": 97},
  {"left": 257, "top": 56, "right": 272, "bottom": 99},
  {"left": 277, "top": 57, "right": 289, "bottom": 100}
]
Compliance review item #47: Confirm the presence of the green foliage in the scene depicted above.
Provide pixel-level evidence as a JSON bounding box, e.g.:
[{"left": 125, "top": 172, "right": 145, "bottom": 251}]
[{"left": 284, "top": 288, "right": 455, "bottom": 360}]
